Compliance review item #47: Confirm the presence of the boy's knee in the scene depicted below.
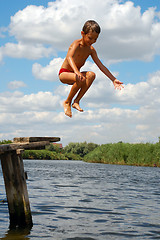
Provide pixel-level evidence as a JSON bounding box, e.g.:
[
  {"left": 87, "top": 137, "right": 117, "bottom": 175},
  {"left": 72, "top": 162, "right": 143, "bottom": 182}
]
[{"left": 87, "top": 71, "right": 96, "bottom": 81}]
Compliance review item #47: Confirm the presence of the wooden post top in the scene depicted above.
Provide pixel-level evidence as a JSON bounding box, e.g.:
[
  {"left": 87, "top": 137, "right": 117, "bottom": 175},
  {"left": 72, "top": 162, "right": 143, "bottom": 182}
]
[
  {"left": 13, "top": 137, "right": 60, "bottom": 143},
  {"left": 0, "top": 137, "right": 60, "bottom": 155}
]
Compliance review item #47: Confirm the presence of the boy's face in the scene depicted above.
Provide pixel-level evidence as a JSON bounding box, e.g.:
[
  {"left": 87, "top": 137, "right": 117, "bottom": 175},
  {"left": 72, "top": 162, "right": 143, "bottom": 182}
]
[{"left": 81, "top": 30, "right": 99, "bottom": 46}]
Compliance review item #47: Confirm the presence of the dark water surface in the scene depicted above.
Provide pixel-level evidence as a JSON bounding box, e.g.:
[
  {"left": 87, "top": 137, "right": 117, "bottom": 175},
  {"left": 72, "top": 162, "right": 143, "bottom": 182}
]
[{"left": 0, "top": 160, "right": 160, "bottom": 240}]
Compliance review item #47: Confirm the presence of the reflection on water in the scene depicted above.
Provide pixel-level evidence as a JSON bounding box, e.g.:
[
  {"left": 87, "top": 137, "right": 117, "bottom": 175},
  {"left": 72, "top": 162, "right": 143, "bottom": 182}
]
[
  {"left": 0, "top": 160, "right": 160, "bottom": 239},
  {"left": 1, "top": 229, "right": 30, "bottom": 240}
]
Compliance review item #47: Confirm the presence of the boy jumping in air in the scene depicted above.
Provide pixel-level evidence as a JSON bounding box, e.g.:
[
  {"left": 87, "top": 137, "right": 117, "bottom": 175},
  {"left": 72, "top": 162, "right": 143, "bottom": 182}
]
[{"left": 59, "top": 20, "right": 124, "bottom": 118}]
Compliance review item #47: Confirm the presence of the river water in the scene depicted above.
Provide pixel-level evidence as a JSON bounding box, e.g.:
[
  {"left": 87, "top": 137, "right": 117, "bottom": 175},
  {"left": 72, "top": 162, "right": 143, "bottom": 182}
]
[{"left": 0, "top": 160, "right": 160, "bottom": 240}]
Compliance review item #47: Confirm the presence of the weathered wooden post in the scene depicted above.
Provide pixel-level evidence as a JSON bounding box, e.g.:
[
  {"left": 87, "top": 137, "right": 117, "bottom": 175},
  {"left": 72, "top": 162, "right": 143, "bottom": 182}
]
[
  {"left": 1, "top": 150, "right": 32, "bottom": 229},
  {"left": 0, "top": 137, "right": 60, "bottom": 229}
]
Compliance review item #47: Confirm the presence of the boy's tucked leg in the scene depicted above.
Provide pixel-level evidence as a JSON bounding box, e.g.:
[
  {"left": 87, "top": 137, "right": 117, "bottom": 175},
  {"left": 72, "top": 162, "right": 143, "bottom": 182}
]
[
  {"left": 60, "top": 71, "right": 95, "bottom": 116},
  {"left": 63, "top": 101, "right": 72, "bottom": 118},
  {"left": 73, "top": 71, "right": 96, "bottom": 109},
  {"left": 72, "top": 102, "right": 84, "bottom": 112},
  {"left": 60, "top": 72, "right": 82, "bottom": 117}
]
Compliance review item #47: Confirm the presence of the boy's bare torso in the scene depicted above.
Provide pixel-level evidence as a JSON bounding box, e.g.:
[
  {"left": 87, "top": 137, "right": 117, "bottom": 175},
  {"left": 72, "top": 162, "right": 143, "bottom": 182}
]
[{"left": 61, "top": 39, "right": 92, "bottom": 71}]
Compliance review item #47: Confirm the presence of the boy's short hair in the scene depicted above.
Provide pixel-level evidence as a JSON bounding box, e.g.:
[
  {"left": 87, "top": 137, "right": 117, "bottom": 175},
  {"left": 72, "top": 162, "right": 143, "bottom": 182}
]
[{"left": 82, "top": 20, "right": 101, "bottom": 34}]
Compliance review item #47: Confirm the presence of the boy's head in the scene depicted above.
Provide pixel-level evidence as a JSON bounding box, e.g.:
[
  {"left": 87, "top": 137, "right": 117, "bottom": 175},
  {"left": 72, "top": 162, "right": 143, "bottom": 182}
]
[{"left": 82, "top": 20, "right": 101, "bottom": 35}]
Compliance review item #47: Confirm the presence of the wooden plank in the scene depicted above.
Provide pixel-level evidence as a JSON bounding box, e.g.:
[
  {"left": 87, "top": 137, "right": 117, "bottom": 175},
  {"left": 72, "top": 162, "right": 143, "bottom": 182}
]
[
  {"left": 0, "top": 141, "right": 50, "bottom": 154},
  {"left": 0, "top": 136, "right": 61, "bottom": 229},
  {"left": 13, "top": 137, "right": 60, "bottom": 143},
  {"left": 0, "top": 151, "right": 33, "bottom": 229}
]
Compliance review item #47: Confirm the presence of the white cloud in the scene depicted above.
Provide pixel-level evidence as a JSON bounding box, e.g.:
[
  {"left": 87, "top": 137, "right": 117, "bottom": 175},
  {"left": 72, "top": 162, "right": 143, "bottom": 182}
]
[
  {"left": 32, "top": 57, "right": 63, "bottom": 81},
  {"left": 1, "top": 0, "right": 160, "bottom": 145},
  {"left": 1, "top": 70, "right": 160, "bottom": 145},
  {"left": 0, "top": 27, "right": 7, "bottom": 38},
  {"left": 8, "top": 80, "right": 27, "bottom": 90},
  {"left": 0, "top": 91, "right": 61, "bottom": 113},
  {"left": 0, "top": 0, "right": 160, "bottom": 62},
  {"left": 0, "top": 42, "right": 54, "bottom": 60},
  {"left": 148, "top": 70, "right": 160, "bottom": 86},
  {"left": 77, "top": 65, "right": 160, "bottom": 110},
  {"left": 1, "top": 104, "right": 159, "bottom": 145}
]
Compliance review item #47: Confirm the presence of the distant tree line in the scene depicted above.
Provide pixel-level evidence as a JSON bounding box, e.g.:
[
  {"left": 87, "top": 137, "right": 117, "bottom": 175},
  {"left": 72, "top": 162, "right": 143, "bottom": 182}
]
[
  {"left": 62, "top": 142, "right": 99, "bottom": 157},
  {"left": 84, "top": 142, "right": 160, "bottom": 167},
  {"left": 0, "top": 139, "right": 160, "bottom": 167},
  {"left": 0, "top": 140, "right": 12, "bottom": 145},
  {"left": 23, "top": 142, "right": 99, "bottom": 160}
]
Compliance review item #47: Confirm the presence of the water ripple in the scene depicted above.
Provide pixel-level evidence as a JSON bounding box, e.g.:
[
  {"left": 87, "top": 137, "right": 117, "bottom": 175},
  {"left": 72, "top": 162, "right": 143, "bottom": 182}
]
[{"left": 0, "top": 160, "right": 160, "bottom": 240}]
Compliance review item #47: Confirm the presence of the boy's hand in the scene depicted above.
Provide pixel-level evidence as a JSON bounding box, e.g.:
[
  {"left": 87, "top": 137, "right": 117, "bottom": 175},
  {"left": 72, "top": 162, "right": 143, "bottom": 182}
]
[
  {"left": 113, "top": 79, "right": 124, "bottom": 90},
  {"left": 76, "top": 71, "right": 85, "bottom": 82}
]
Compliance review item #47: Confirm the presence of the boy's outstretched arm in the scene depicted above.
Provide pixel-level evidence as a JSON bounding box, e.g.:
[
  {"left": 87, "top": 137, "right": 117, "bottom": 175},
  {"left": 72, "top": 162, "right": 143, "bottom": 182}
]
[{"left": 91, "top": 47, "right": 124, "bottom": 90}]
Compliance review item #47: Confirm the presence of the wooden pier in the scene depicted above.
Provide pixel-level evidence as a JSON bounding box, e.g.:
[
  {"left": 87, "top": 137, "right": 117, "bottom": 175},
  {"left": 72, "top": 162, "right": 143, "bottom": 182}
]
[{"left": 0, "top": 137, "right": 60, "bottom": 229}]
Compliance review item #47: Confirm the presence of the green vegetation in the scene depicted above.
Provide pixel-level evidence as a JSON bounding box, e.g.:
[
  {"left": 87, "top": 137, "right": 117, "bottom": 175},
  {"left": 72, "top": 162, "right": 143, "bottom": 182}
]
[
  {"left": 63, "top": 142, "right": 98, "bottom": 157},
  {"left": 22, "top": 149, "right": 81, "bottom": 161},
  {"left": 22, "top": 142, "right": 98, "bottom": 161},
  {"left": 84, "top": 142, "right": 160, "bottom": 167},
  {"left": 0, "top": 140, "right": 12, "bottom": 145},
  {"left": 1, "top": 139, "right": 160, "bottom": 167}
]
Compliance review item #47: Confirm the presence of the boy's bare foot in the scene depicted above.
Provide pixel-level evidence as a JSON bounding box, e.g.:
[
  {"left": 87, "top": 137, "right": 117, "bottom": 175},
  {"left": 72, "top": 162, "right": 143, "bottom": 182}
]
[
  {"left": 63, "top": 101, "right": 72, "bottom": 118},
  {"left": 72, "top": 102, "right": 84, "bottom": 112}
]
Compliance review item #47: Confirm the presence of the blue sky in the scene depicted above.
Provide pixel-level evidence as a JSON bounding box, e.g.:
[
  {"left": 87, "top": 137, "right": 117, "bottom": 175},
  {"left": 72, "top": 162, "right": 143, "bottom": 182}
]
[{"left": 0, "top": 0, "right": 160, "bottom": 145}]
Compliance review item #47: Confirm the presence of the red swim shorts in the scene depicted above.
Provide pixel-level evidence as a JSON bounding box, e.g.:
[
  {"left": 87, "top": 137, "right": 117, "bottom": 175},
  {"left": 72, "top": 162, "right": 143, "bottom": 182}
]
[{"left": 59, "top": 68, "right": 73, "bottom": 75}]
